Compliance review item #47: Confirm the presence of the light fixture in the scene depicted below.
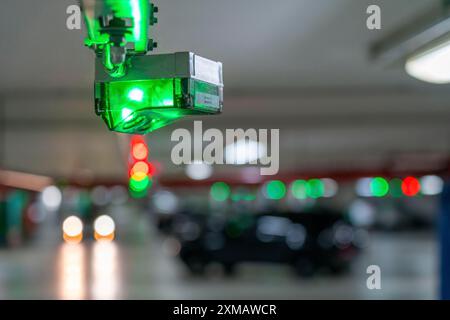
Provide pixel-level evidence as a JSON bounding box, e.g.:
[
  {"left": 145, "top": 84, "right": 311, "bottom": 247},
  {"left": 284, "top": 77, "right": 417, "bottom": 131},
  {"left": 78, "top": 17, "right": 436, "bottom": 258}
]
[
  {"left": 405, "top": 38, "right": 450, "bottom": 84},
  {"left": 321, "top": 178, "right": 339, "bottom": 198},
  {"left": 153, "top": 190, "right": 179, "bottom": 214},
  {"left": 94, "top": 215, "right": 116, "bottom": 242},
  {"left": 371, "top": 5, "right": 450, "bottom": 83},
  {"left": 62, "top": 216, "right": 83, "bottom": 244},
  {"left": 225, "top": 140, "right": 265, "bottom": 165},
  {"left": 420, "top": 175, "right": 444, "bottom": 195},
  {"left": 41, "top": 185, "right": 62, "bottom": 211},
  {"left": 81, "top": 1, "right": 223, "bottom": 134},
  {"left": 185, "top": 161, "right": 213, "bottom": 180},
  {"left": 355, "top": 178, "right": 373, "bottom": 197}
]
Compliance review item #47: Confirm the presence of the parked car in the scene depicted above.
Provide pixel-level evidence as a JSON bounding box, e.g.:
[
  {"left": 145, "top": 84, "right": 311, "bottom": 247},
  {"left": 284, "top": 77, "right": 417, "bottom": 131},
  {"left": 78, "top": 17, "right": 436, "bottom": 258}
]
[{"left": 170, "top": 207, "right": 363, "bottom": 277}]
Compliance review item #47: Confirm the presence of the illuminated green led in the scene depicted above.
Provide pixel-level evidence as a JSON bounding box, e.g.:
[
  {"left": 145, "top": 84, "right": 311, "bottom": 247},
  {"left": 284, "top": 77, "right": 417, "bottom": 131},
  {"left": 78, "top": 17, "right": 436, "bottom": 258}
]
[
  {"left": 129, "top": 175, "right": 150, "bottom": 192},
  {"left": 370, "top": 177, "right": 389, "bottom": 197},
  {"left": 129, "top": 175, "right": 153, "bottom": 199},
  {"left": 96, "top": 79, "right": 181, "bottom": 134},
  {"left": 121, "top": 108, "right": 133, "bottom": 121},
  {"left": 95, "top": 77, "right": 221, "bottom": 134},
  {"left": 229, "top": 191, "right": 255, "bottom": 202},
  {"left": 265, "top": 180, "right": 286, "bottom": 200},
  {"left": 109, "top": 80, "right": 174, "bottom": 108},
  {"left": 210, "top": 182, "right": 231, "bottom": 202},
  {"left": 291, "top": 180, "right": 308, "bottom": 199},
  {"left": 306, "top": 179, "right": 324, "bottom": 199},
  {"left": 128, "top": 88, "right": 144, "bottom": 102}
]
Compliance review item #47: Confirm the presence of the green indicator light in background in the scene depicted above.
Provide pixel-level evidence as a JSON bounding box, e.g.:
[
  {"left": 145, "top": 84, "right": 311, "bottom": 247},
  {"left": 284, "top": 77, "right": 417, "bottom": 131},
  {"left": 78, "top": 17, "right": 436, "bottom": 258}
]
[
  {"left": 210, "top": 182, "right": 231, "bottom": 202},
  {"left": 390, "top": 178, "right": 403, "bottom": 198},
  {"left": 129, "top": 176, "right": 153, "bottom": 199},
  {"left": 230, "top": 193, "right": 256, "bottom": 202},
  {"left": 306, "top": 179, "right": 324, "bottom": 199},
  {"left": 291, "top": 180, "right": 308, "bottom": 199},
  {"left": 243, "top": 193, "right": 256, "bottom": 201},
  {"left": 130, "top": 187, "right": 148, "bottom": 199},
  {"left": 128, "top": 88, "right": 144, "bottom": 102},
  {"left": 129, "top": 175, "right": 151, "bottom": 192},
  {"left": 265, "top": 180, "right": 286, "bottom": 200},
  {"left": 231, "top": 193, "right": 242, "bottom": 202},
  {"left": 370, "top": 177, "right": 389, "bottom": 197}
]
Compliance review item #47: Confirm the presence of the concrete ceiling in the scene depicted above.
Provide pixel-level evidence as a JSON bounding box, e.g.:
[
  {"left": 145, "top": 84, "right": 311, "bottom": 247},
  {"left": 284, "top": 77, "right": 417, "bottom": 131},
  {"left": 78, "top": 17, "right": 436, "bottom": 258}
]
[
  {"left": 1, "top": 0, "right": 450, "bottom": 179},
  {"left": 0, "top": 0, "right": 443, "bottom": 90}
]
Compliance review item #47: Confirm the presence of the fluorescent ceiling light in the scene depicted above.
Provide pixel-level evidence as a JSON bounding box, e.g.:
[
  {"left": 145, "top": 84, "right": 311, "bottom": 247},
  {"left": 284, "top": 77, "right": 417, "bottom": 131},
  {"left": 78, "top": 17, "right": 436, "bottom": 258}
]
[
  {"left": 185, "top": 161, "right": 213, "bottom": 180},
  {"left": 225, "top": 140, "right": 266, "bottom": 165},
  {"left": 420, "top": 175, "right": 444, "bottom": 195},
  {"left": 42, "top": 185, "right": 63, "bottom": 211},
  {"left": 405, "top": 39, "right": 450, "bottom": 84},
  {"left": 371, "top": 6, "right": 450, "bottom": 84}
]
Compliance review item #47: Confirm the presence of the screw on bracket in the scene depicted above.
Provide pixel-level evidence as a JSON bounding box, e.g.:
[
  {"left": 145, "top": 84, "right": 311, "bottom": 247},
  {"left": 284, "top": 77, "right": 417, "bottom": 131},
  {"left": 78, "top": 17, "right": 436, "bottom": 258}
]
[
  {"left": 150, "top": 3, "right": 158, "bottom": 25},
  {"left": 147, "top": 40, "right": 158, "bottom": 51}
]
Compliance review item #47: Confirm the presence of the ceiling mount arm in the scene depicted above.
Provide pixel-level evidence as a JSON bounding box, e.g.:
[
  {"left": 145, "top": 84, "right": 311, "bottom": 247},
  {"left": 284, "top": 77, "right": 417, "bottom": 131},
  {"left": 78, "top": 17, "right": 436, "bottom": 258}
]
[{"left": 80, "top": 0, "right": 158, "bottom": 78}]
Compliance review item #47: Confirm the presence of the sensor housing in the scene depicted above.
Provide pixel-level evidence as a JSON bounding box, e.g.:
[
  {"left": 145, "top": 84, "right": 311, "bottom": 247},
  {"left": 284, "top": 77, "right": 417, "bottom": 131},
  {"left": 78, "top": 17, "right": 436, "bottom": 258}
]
[{"left": 94, "top": 52, "right": 223, "bottom": 134}]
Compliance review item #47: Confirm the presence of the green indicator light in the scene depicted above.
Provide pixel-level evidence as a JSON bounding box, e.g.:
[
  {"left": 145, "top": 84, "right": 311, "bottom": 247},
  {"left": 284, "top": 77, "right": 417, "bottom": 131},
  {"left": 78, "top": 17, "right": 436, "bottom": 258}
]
[
  {"left": 128, "top": 88, "right": 144, "bottom": 102},
  {"left": 130, "top": 188, "right": 148, "bottom": 199},
  {"left": 243, "top": 194, "right": 256, "bottom": 201},
  {"left": 229, "top": 187, "right": 255, "bottom": 202},
  {"left": 291, "top": 180, "right": 308, "bottom": 199},
  {"left": 210, "top": 182, "right": 231, "bottom": 202},
  {"left": 110, "top": 80, "right": 173, "bottom": 108},
  {"left": 390, "top": 178, "right": 403, "bottom": 198},
  {"left": 129, "top": 176, "right": 152, "bottom": 199},
  {"left": 370, "top": 177, "right": 389, "bottom": 197},
  {"left": 231, "top": 193, "right": 241, "bottom": 202},
  {"left": 265, "top": 180, "right": 286, "bottom": 200},
  {"left": 306, "top": 179, "right": 324, "bottom": 199},
  {"left": 96, "top": 79, "right": 182, "bottom": 134},
  {"left": 95, "top": 78, "right": 222, "bottom": 134},
  {"left": 129, "top": 175, "right": 151, "bottom": 192},
  {"left": 94, "top": 52, "right": 223, "bottom": 134}
]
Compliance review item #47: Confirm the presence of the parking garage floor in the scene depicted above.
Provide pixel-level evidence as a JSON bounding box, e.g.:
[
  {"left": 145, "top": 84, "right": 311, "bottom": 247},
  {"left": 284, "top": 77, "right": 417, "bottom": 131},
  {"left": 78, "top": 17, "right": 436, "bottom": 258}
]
[{"left": 0, "top": 224, "right": 437, "bottom": 300}]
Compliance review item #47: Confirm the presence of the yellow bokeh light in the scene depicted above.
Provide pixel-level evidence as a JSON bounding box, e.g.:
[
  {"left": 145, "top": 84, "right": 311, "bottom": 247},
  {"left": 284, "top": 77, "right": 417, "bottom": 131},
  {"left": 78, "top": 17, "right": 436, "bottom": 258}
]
[
  {"left": 94, "top": 215, "right": 116, "bottom": 242},
  {"left": 62, "top": 216, "right": 83, "bottom": 243}
]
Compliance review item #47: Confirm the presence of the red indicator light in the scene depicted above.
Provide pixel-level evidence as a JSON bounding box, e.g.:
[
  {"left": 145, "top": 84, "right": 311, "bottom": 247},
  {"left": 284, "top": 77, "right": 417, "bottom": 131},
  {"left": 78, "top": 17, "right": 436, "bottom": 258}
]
[
  {"left": 132, "top": 142, "right": 148, "bottom": 160},
  {"left": 402, "top": 177, "right": 421, "bottom": 197},
  {"left": 131, "top": 161, "right": 149, "bottom": 176}
]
